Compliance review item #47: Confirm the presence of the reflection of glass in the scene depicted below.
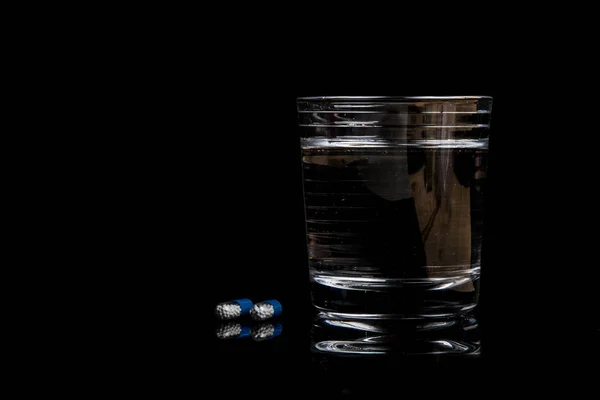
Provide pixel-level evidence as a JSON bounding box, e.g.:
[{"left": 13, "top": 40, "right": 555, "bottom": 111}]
[
  {"left": 311, "top": 312, "right": 480, "bottom": 356},
  {"left": 309, "top": 311, "right": 483, "bottom": 396}
]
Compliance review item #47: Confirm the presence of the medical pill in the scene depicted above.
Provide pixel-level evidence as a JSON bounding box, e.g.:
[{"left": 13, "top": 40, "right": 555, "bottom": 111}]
[
  {"left": 215, "top": 298, "right": 253, "bottom": 320},
  {"left": 249, "top": 300, "right": 282, "bottom": 321}
]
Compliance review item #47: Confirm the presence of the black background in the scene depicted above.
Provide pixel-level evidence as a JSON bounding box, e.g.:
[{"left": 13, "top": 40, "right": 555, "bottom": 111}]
[
  {"left": 23, "top": 10, "right": 597, "bottom": 394},
  {"left": 149, "top": 52, "right": 598, "bottom": 394}
]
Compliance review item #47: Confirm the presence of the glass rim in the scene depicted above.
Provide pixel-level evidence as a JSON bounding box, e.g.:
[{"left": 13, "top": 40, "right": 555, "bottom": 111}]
[
  {"left": 297, "top": 96, "right": 492, "bottom": 102},
  {"left": 297, "top": 96, "right": 492, "bottom": 128}
]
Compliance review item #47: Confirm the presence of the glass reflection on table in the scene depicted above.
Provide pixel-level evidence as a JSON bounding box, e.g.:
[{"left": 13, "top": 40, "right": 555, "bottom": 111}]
[{"left": 309, "top": 312, "right": 483, "bottom": 395}]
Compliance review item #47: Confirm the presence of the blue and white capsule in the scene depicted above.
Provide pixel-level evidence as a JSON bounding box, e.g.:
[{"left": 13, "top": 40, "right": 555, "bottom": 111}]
[
  {"left": 215, "top": 323, "right": 251, "bottom": 339},
  {"left": 249, "top": 300, "right": 282, "bottom": 321},
  {"left": 215, "top": 298, "right": 253, "bottom": 320},
  {"left": 251, "top": 323, "right": 283, "bottom": 341}
]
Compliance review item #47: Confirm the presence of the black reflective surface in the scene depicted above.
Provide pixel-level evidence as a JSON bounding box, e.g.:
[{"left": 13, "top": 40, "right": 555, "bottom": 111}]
[{"left": 207, "top": 288, "right": 598, "bottom": 396}]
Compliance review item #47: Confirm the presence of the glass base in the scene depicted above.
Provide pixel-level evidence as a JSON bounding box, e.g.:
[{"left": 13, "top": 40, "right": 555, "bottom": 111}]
[{"left": 310, "top": 272, "right": 479, "bottom": 319}]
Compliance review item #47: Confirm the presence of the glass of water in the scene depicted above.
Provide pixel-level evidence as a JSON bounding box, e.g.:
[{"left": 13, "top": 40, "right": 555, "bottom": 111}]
[{"left": 297, "top": 96, "right": 493, "bottom": 318}]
